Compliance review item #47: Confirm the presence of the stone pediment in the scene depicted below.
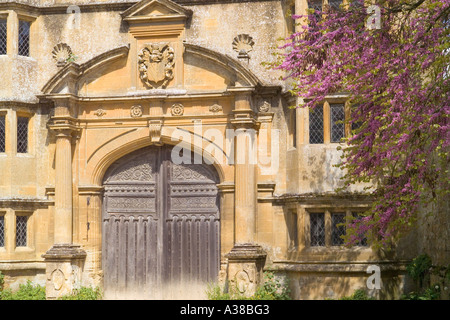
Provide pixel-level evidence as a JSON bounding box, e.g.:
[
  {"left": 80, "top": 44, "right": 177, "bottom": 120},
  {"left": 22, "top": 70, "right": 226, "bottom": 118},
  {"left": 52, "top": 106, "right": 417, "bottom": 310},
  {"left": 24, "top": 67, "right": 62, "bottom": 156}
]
[{"left": 121, "top": 0, "right": 192, "bottom": 23}]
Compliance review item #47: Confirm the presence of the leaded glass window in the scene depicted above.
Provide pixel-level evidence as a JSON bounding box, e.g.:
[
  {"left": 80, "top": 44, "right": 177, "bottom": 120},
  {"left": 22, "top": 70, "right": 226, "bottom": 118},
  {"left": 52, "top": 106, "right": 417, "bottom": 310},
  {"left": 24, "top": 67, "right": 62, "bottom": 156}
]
[
  {"left": 0, "top": 115, "right": 5, "bottom": 153},
  {"left": 310, "top": 212, "right": 325, "bottom": 246},
  {"left": 309, "top": 106, "right": 324, "bottom": 144},
  {"left": 16, "top": 215, "right": 28, "bottom": 247},
  {"left": 0, "top": 215, "right": 5, "bottom": 247},
  {"left": 351, "top": 119, "right": 362, "bottom": 132},
  {"left": 17, "top": 116, "right": 28, "bottom": 153},
  {"left": 308, "top": 0, "right": 323, "bottom": 11},
  {"left": 18, "top": 20, "right": 30, "bottom": 57},
  {"left": 331, "top": 213, "right": 346, "bottom": 246},
  {"left": 0, "top": 19, "right": 6, "bottom": 55},
  {"left": 330, "top": 104, "right": 345, "bottom": 143},
  {"left": 350, "top": 104, "right": 362, "bottom": 133},
  {"left": 308, "top": 0, "right": 323, "bottom": 25},
  {"left": 352, "top": 212, "right": 368, "bottom": 246},
  {"left": 328, "top": 0, "right": 343, "bottom": 10}
]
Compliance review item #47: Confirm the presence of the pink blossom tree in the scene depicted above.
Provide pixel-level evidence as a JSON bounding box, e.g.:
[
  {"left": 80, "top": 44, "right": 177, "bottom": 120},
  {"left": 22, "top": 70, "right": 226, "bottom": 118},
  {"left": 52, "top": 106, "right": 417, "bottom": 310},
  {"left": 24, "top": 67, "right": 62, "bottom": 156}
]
[{"left": 274, "top": 0, "right": 449, "bottom": 247}]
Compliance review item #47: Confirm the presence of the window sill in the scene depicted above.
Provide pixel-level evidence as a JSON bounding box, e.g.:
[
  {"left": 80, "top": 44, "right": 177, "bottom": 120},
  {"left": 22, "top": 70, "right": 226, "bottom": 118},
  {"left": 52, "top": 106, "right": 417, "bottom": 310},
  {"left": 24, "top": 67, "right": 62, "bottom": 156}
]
[
  {"left": 14, "top": 246, "right": 34, "bottom": 253},
  {"left": 305, "top": 246, "right": 371, "bottom": 253},
  {"left": 16, "top": 55, "right": 36, "bottom": 62},
  {"left": 15, "top": 153, "right": 34, "bottom": 158}
]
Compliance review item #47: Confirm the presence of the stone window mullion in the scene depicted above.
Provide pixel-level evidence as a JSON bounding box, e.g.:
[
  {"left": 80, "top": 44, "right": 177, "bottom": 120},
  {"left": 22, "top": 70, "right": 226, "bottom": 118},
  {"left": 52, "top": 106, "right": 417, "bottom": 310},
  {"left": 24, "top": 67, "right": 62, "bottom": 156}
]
[
  {"left": 323, "top": 101, "right": 331, "bottom": 144},
  {"left": 325, "top": 210, "right": 331, "bottom": 247},
  {"left": 6, "top": 10, "right": 18, "bottom": 56}
]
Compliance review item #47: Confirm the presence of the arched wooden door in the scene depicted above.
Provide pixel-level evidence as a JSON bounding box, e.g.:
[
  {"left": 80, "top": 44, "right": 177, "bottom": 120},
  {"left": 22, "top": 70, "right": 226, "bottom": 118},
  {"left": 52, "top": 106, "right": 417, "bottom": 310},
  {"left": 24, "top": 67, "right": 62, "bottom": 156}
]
[{"left": 102, "top": 146, "right": 220, "bottom": 298}]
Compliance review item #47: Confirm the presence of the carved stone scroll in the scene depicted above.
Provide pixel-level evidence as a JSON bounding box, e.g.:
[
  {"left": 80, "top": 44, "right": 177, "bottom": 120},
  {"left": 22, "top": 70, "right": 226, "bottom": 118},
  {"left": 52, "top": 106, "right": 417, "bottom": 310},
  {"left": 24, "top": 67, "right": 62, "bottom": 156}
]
[{"left": 149, "top": 119, "right": 163, "bottom": 146}]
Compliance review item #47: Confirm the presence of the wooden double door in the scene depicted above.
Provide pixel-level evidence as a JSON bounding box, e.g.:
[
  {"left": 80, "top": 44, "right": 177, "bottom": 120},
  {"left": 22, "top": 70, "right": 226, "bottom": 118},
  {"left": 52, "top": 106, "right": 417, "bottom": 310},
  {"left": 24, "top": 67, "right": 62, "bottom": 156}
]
[{"left": 102, "top": 146, "right": 220, "bottom": 297}]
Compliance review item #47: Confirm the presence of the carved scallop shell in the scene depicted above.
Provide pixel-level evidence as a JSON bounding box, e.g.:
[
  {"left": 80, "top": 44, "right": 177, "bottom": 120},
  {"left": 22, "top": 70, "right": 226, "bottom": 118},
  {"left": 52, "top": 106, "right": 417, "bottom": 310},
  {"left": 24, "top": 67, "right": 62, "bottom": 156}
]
[
  {"left": 52, "top": 43, "right": 72, "bottom": 66},
  {"left": 232, "top": 34, "right": 255, "bottom": 54}
]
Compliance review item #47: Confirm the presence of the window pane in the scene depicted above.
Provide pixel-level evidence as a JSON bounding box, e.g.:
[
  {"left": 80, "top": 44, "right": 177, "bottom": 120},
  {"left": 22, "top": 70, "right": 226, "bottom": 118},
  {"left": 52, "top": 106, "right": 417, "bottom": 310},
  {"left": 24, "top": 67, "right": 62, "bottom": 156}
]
[
  {"left": 351, "top": 120, "right": 362, "bottom": 132},
  {"left": 18, "top": 21, "right": 30, "bottom": 57},
  {"left": 16, "top": 216, "right": 28, "bottom": 247},
  {"left": 309, "top": 106, "right": 324, "bottom": 144},
  {"left": 352, "top": 212, "right": 368, "bottom": 246},
  {"left": 308, "top": 0, "right": 323, "bottom": 11},
  {"left": 330, "top": 104, "right": 345, "bottom": 143},
  {"left": 0, "top": 115, "right": 5, "bottom": 153},
  {"left": 350, "top": 104, "right": 363, "bottom": 133},
  {"left": 308, "top": 0, "right": 323, "bottom": 25},
  {"left": 310, "top": 212, "right": 325, "bottom": 246},
  {"left": 328, "top": 0, "right": 343, "bottom": 10},
  {"left": 0, "top": 215, "right": 5, "bottom": 247},
  {"left": 331, "top": 213, "right": 346, "bottom": 246},
  {"left": 17, "top": 117, "right": 28, "bottom": 153},
  {"left": 0, "top": 19, "right": 6, "bottom": 55}
]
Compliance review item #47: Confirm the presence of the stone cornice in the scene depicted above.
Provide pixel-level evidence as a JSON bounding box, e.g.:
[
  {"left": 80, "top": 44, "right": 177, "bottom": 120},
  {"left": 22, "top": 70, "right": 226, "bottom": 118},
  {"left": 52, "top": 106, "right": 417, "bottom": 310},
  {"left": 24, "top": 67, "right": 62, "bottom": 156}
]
[
  {"left": 0, "top": 198, "right": 54, "bottom": 208},
  {"left": 0, "top": 101, "right": 38, "bottom": 108},
  {"left": 0, "top": 1, "right": 135, "bottom": 15},
  {"left": 264, "top": 192, "right": 374, "bottom": 204},
  {"left": 267, "top": 260, "right": 409, "bottom": 273},
  {"left": 0, "top": 1, "right": 280, "bottom": 15},
  {"left": 175, "top": 0, "right": 280, "bottom": 4}
]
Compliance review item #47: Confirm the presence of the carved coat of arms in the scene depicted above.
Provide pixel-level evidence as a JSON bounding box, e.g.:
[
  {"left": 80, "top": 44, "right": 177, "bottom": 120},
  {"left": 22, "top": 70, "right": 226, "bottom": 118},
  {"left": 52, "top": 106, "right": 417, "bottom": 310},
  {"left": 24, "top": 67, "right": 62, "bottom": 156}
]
[{"left": 138, "top": 43, "right": 175, "bottom": 89}]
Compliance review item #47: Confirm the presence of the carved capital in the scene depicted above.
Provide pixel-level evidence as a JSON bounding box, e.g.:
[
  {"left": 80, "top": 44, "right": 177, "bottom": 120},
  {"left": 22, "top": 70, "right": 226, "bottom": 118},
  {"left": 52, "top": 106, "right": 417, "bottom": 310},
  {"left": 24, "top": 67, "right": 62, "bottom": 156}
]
[
  {"left": 231, "top": 110, "right": 258, "bottom": 130},
  {"left": 48, "top": 118, "right": 80, "bottom": 141}
]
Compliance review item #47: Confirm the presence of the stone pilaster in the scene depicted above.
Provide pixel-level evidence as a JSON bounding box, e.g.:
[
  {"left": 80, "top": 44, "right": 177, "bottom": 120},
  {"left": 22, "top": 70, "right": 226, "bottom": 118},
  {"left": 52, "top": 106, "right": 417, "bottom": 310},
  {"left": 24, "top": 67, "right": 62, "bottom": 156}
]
[
  {"left": 231, "top": 89, "right": 258, "bottom": 244},
  {"left": 226, "top": 89, "right": 266, "bottom": 296},
  {"left": 54, "top": 129, "right": 73, "bottom": 244},
  {"left": 43, "top": 98, "right": 86, "bottom": 299}
]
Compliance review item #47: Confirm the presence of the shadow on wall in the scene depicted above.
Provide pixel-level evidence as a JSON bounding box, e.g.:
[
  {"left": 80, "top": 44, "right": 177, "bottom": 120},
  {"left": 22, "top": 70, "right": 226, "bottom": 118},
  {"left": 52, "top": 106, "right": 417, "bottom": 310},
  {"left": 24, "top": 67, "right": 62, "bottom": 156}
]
[
  {"left": 102, "top": 280, "right": 210, "bottom": 300},
  {"left": 299, "top": 145, "right": 346, "bottom": 194},
  {"left": 286, "top": 270, "right": 405, "bottom": 300}
]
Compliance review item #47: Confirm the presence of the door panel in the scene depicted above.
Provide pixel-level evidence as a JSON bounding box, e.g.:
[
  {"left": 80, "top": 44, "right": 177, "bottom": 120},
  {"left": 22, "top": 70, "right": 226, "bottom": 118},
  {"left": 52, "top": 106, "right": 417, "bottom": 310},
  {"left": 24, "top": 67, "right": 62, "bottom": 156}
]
[{"left": 102, "top": 146, "right": 220, "bottom": 298}]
